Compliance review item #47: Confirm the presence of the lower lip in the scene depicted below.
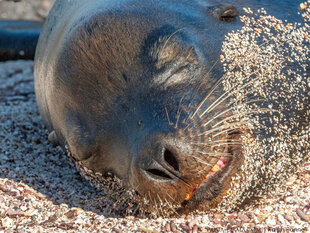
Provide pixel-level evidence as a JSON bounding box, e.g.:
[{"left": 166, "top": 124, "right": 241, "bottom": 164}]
[{"left": 185, "top": 157, "right": 227, "bottom": 200}]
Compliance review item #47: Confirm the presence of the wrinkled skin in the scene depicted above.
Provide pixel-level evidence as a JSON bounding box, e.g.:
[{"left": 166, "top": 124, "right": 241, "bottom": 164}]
[{"left": 34, "top": 0, "right": 304, "bottom": 214}]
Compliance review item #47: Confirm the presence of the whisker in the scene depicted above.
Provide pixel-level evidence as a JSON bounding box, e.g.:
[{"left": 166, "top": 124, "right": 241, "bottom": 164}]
[
  {"left": 212, "top": 108, "right": 279, "bottom": 129},
  {"left": 148, "top": 192, "right": 159, "bottom": 216},
  {"left": 201, "top": 107, "right": 233, "bottom": 127},
  {"left": 189, "top": 40, "right": 269, "bottom": 121},
  {"left": 132, "top": 204, "right": 140, "bottom": 216},
  {"left": 199, "top": 70, "right": 262, "bottom": 117},
  {"left": 165, "top": 193, "right": 180, "bottom": 216},
  {"left": 203, "top": 59, "right": 282, "bottom": 118},
  {"left": 187, "top": 155, "right": 214, "bottom": 166},
  {"left": 156, "top": 194, "right": 165, "bottom": 216},
  {"left": 186, "top": 60, "right": 220, "bottom": 120},
  {"left": 184, "top": 74, "right": 268, "bottom": 132},
  {"left": 195, "top": 142, "right": 243, "bottom": 147},
  {"left": 162, "top": 28, "right": 185, "bottom": 51},
  {"left": 201, "top": 97, "right": 265, "bottom": 126},
  {"left": 195, "top": 151, "right": 232, "bottom": 157},
  {"left": 165, "top": 106, "right": 173, "bottom": 126},
  {"left": 212, "top": 127, "right": 243, "bottom": 138},
  {"left": 203, "top": 139, "right": 241, "bottom": 144},
  {"left": 196, "top": 122, "right": 246, "bottom": 137},
  {"left": 175, "top": 96, "right": 185, "bottom": 128}
]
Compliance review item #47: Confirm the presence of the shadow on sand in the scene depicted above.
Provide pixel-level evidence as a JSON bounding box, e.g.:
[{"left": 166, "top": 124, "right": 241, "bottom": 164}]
[{"left": 0, "top": 60, "right": 127, "bottom": 218}]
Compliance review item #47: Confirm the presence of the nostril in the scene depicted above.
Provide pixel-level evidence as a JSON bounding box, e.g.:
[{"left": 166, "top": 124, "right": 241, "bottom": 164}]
[
  {"left": 146, "top": 169, "right": 172, "bottom": 179},
  {"left": 164, "top": 149, "right": 179, "bottom": 171}
]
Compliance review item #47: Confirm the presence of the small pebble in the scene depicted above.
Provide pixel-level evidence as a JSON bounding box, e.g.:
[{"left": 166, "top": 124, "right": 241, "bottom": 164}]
[
  {"left": 299, "top": 2, "right": 307, "bottom": 10},
  {"left": 192, "top": 225, "right": 199, "bottom": 233},
  {"left": 6, "top": 209, "right": 25, "bottom": 218},
  {"left": 265, "top": 216, "right": 277, "bottom": 227},
  {"left": 296, "top": 208, "right": 309, "bottom": 222},
  {"left": 188, "top": 217, "right": 198, "bottom": 228},
  {"left": 284, "top": 214, "right": 294, "bottom": 222},
  {"left": 1, "top": 217, "right": 13, "bottom": 228},
  {"left": 238, "top": 214, "right": 250, "bottom": 223},
  {"left": 64, "top": 209, "right": 78, "bottom": 219},
  {"left": 164, "top": 222, "right": 171, "bottom": 232},
  {"left": 170, "top": 221, "right": 177, "bottom": 233},
  {"left": 213, "top": 213, "right": 222, "bottom": 219},
  {"left": 180, "top": 223, "right": 191, "bottom": 233}
]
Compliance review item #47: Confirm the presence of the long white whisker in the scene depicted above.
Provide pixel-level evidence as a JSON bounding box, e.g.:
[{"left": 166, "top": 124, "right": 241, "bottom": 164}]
[
  {"left": 194, "top": 151, "right": 232, "bottom": 157},
  {"left": 199, "top": 70, "right": 262, "bottom": 117},
  {"left": 175, "top": 96, "right": 185, "bottom": 128},
  {"left": 189, "top": 40, "right": 269, "bottom": 121},
  {"left": 195, "top": 122, "right": 246, "bottom": 137},
  {"left": 187, "top": 155, "right": 214, "bottom": 166},
  {"left": 186, "top": 60, "right": 220, "bottom": 120},
  {"left": 212, "top": 108, "right": 279, "bottom": 129},
  {"left": 200, "top": 98, "right": 264, "bottom": 127}
]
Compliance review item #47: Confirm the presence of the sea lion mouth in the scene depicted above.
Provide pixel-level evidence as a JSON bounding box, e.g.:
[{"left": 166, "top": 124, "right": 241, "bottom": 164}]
[
  {"left": 178, "top": 130, "right": 244, "bottom": 213},
  {"left": 184, "top": 156, "right": 231, "bottom": 201}
]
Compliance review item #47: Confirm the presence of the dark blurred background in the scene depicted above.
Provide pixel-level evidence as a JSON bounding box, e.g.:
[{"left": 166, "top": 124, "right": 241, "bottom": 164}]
[
  {"left": 0, "top": 0, "right": 55, "bottom": 60},
  {"left": 0, "top": 0, "right": 54, "bottom": 20}
]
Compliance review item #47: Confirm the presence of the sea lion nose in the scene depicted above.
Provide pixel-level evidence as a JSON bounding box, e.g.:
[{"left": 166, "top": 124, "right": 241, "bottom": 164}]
[
  {"left": 130, "top": 137, "right": 197, "bottom": 205},
  {"left": 143, "top": 147, "right": 180, "bottom": 181},
  {"left": 136, "top": 138, "right": 184, "bottom": 184}
]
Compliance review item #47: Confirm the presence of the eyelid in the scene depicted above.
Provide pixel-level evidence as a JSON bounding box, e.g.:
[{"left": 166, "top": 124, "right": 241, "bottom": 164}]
[{"left": 152, "top": 60, "right": 197, "bottom": 89}]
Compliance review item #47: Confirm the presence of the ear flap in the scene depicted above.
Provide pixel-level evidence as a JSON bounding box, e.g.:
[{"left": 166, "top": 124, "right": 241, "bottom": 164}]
[
  {"left": 209, "top": 5, "right": 239, "bottom": 22},
  {"left": 64, "top": 109, "right": 98, "bottom": 161},
  {"left": 143, "top": 25, "right": 199, "bottom": 71}
]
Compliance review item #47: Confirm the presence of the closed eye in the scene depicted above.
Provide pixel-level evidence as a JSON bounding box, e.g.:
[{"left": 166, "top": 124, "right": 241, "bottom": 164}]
[{"left": 152, "top": 62, "right": 192, "bottom": 88}]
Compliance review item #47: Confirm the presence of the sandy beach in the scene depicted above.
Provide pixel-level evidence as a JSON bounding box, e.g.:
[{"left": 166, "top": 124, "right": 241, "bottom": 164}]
[
  {"left": 0, "top": 0, "right": 309, "bottom": 232},
  {"left": 0, "top": 60, "right": 309, "bottom": 232}
]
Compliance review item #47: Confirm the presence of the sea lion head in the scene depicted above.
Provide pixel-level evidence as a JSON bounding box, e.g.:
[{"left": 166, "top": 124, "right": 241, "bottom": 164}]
[{"left": 44, "top": 4, "right": 243, "bottom": 215}]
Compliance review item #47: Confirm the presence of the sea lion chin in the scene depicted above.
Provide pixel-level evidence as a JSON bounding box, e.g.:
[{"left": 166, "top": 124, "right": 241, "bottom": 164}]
[{"left": 34, "top": 0, "right": 309, "bottom": 216}]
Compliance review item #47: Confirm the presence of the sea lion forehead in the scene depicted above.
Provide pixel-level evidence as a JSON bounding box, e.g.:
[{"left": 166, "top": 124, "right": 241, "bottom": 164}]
[
  {"left": 59, "top": 10, "right": 206, "bottom": 87},
  {"left": 56, "top": 13, "right": 157, "bottom": 82},
  {"left": 72, "top": 13, "right": 156, "bottom": 56}
]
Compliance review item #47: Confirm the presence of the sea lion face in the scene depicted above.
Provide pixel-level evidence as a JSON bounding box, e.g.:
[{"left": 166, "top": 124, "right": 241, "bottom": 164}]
[
  {"left": 47, "top": 8, "right": 243, "bottom": 214},
  {"left": 35, "top": 0, "right": 308, "bottom": 215}
]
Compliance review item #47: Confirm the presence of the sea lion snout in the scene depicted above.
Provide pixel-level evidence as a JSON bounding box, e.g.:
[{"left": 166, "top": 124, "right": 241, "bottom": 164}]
[
  {"left": 129, "top": 134, "right": 196, "bottom": 204},
  {"left": 139, "top": 143, "right": 181, "bottom": 182},
  {"left": 134, "top": 136, "right": 185, "bottom": 180}
]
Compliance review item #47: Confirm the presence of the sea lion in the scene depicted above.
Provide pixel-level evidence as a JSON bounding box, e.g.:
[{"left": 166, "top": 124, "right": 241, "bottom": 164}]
[{"left": 33, "top": 0, "right": 309, "bottom": 216}]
